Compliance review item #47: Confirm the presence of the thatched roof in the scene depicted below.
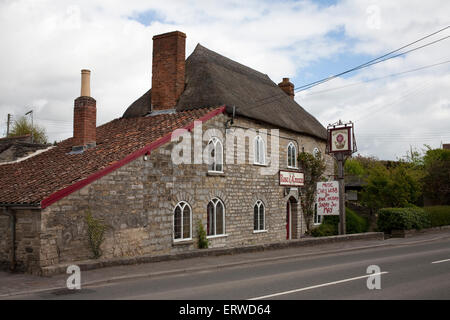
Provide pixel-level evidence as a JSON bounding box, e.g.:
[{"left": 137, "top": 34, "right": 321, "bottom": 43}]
[{"left": 123, "top": 44, "right": 327, "bottom": 140}]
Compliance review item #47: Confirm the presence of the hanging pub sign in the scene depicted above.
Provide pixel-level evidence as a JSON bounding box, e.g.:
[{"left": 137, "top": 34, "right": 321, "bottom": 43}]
[
  {"left": 327, "top": 123, "right": 354, "bottom": 154},
  {"left": 316, "top": 181, "right": 339, "bottom": 215},
  {"left": 279, "top": 170, "right": 304, "bottom": 187}
]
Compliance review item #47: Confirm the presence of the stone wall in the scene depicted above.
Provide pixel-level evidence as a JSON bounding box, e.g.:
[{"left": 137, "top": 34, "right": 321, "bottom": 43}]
[
  {"left": 10, "top": 113, "right": 332, "bottom": 271},
  {"left": 0, "top": 209, "right": 41, "bottom": 273}
]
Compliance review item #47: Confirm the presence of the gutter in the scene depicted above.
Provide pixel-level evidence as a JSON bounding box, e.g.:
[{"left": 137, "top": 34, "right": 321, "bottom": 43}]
[{"left": 1, "top": 207, "right": 16, "bottom": 271}]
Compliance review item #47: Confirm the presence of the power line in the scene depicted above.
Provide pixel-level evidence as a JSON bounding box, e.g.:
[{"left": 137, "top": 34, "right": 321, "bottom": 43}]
[
  {"left": 302, "top": 59, "right": 450, "bottom": 96},
  {"left": 354, "top": 79, "right": 434, "bottom": 122},
  {"left": 296, "top": 33, "right": 450, "bottom": 92},
  {"left": 243, "top": 26, "right": 450, "bottom": 112}
]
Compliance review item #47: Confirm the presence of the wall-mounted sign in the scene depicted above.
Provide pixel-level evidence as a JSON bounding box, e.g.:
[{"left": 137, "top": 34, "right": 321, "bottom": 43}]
[
  {"left": 279, "top": 170, "right": 304, "bottom": 187},
  {"left": 328, "top": 126, "right": 352, "bottom": 153},
  {"left": 316, "top": 181, "right": 339, "bottom": 215}
]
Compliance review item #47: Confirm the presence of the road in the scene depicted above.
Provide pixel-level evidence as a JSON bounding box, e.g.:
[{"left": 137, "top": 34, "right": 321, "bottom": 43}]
[{"left": 6, "top": 236, "right": 450, "bottom": 300}]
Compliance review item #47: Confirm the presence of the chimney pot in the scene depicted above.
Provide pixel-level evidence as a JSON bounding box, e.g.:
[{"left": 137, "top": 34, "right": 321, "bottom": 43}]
[
  {"left": 81, "top": 69, "right": 91, "bottom": 97},
  {"left": 73, "top": 69, "right": 96, "bottom": 150}
]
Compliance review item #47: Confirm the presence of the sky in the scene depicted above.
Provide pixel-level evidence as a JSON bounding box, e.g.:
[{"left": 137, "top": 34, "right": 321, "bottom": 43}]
[{"left": 0, "top": 0, "right": 449, "bottom": 160}]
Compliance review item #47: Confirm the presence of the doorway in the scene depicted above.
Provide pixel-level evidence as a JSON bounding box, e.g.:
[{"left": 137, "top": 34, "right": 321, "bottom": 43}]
[{"left": 286, "top": 197, "right": 298, "bottom": 240}]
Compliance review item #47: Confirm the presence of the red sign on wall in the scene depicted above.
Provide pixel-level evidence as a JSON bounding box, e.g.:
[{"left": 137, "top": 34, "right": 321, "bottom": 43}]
[{"left": 279, "top": 170, "right": 304, "bottom": 187}]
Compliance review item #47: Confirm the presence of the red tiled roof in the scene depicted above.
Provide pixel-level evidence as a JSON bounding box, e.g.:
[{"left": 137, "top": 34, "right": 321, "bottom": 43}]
[{"left": 0, "top": 106, "right": 225, "bottom": 208}]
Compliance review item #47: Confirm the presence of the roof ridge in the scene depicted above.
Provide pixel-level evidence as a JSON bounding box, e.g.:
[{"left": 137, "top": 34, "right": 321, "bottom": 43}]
[{"left": 190, "top": 44, "right": 273, "bottom": 85}]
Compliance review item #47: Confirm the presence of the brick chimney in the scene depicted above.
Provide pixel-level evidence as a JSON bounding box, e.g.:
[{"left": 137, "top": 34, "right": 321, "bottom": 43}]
[
  {"left": 151, "top": 31, "right": 186, "bottom": 111},
  {"left": 73, "top": 69, "right": 96, "bottom": 150},
  {"left": 278, "top": 78, "right": 295, "bottom": 99}
]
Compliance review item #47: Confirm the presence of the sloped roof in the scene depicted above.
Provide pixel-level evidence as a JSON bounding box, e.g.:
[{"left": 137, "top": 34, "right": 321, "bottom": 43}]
[
  {"left": 0, "top": 107, "right": 224, "bottom": 207},
  {"left": 124, "top": 44, "right": 327, "bottom": 140}
]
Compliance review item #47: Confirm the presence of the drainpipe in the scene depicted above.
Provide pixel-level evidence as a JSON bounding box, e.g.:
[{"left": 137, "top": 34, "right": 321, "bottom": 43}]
[{"left": 1, "top": 207, "right": 16, "bottom": 271}]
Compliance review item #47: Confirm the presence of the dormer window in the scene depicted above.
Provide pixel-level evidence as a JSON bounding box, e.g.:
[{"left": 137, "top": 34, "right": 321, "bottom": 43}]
[
  {"left": 207, "top": 137, "right": 223, "bottom": 172},
  {"left": 287, "top": 142, "right": 297, "bottom": 168},
  {"left": 254, "top": 136, "right": 265, "bottom": 165}
]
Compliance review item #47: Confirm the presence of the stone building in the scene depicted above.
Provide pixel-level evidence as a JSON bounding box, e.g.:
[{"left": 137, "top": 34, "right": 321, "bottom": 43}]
[
  {"left": 0, "top": 135, "right": 50, "bottom": 164},
  {"left": 0, "top": 31, "right": 333, "bottom": 273}
]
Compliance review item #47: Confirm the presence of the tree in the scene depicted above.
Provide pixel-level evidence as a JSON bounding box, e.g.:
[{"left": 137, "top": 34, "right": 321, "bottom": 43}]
[
  {"left": 9, "top": 116, "right": 48, "bottom": 144},
  {"left": 298, "top": 151, "right": 326, "bottom": 231},
  {"left": 360, "top": 162, "right": 422, "bottom": 212},
  {"left": 422, "top": 148, "right": 450, "bottom": 205}
]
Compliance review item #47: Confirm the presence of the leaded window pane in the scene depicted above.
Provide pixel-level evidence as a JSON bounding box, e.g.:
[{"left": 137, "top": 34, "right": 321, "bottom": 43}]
[
  {"left": 216, "top": 202, "right": 224, "bottom": 235},
  {"left": 254, "top": 205, "right": 259, "bottom": 230},
  {"left": 183, "top": 206, "right": 191, "bottom": 238},
  {"left": 207, "top": 202, "right": 215, "bottom": 236},
  {"left": 174, "top": 207, "right": 182, "bottom": 239},
  {"left": 259, "top": 205, "right": 265, "bottom": 230}
]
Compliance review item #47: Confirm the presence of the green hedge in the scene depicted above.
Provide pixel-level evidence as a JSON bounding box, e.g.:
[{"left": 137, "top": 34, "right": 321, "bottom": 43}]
[
  {"left": 377, "top": 207, "right": 431, "bottom": 233},
  {"left": 310, "top": 223, "right": 336, "bottom": 237},
  {"left": 424, "top": 206, "right": 450, "bottom": 227},
  {"left": 310, "top": 207, "right": 369, "bottom": 237}
]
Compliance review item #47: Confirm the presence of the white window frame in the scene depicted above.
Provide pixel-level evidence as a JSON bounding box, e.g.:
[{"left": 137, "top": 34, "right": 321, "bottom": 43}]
[
  {"left": 254, "top": 136, "right": 266, "bottom": 165},
  {"left": 287, "top": 142, "right": 297, "bottom": 168},
  {"left": 207, "top": 198, "right": 226, "bottom": 237},
  {"left": 313, "top": 203, "right": 323, "bottom": 225},
  {"left": 173, "top": 201, "right": 192, "bottom": 242},
  {"left": 253, "top": 200, "right": 266, "bottom": 232},
  {"left": 207, "top": 137, "right": 224, "bottom": 173}
]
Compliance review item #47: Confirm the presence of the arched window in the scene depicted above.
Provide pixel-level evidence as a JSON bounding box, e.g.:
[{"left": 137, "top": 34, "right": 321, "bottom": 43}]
[
  {"left": 254, "top": 136, "right": 265, "bottom": 165},
  {"left": 207, "top": 137, "right": 223, "bottom": 172},
  {"left": 207, "top": 198, "right": 225, "bottom": 236},
  {"left": 287, "top": 142, "right": 297, "bottom": 168},
  {"left": 173, "top": 201, "right": 192, "bottom": 241},
  {"left": 253, "top": 200, "right": 265, "bottom": 231}
]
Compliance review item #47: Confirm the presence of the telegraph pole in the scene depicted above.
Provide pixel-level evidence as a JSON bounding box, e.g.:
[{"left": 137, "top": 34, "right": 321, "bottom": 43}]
[
  {"left": 25, "top": 110, "right": 33, "bottom": 143},
  {"left": 6, "top": 113, "right": 12, "bottom": 137}
]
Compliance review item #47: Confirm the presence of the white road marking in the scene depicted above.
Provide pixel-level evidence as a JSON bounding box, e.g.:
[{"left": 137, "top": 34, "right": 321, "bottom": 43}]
[
  {"left": 248, "top": 272, "right": 389, "bottom": 300},
  {"left": 432, "top": 258, "right": 450, "bottom": 264}
]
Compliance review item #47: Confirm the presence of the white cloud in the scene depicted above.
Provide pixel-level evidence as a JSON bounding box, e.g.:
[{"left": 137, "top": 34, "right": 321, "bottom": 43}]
[{"left": 0, "top": 0, "right": 448, "bottom": 159}]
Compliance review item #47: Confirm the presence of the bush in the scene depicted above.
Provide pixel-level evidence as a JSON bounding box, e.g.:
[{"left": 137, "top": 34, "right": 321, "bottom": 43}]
[
  {"left": 424, "top": 206, "right": 450, "bottom": 227},
  {"left": 377, "top": 207, "right": 431, "bottom": 233},
  {"left": 310, "top": 224, "right": 336, "bottom": 237},
  {"left": 85, "top": 211, "right": 108, "bottom": 259},
  {"left": 197, "top": 220, "right": 209, "bottom": 249},
  {"left": 310, "top": 207, "right": 369, "bottom": 237}
]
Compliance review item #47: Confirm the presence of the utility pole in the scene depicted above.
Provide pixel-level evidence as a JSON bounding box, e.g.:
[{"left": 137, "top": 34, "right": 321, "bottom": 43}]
[
  {"left": 25, "top": 110, "right": 33, "bottom": 143},
  {"left": 336, "top": 152, "right": 346, "bottom": 235},
  {"left": 6, "top": 113, "right": 12, "bottom": 137},
  {"left": 326, "top": 120, "right": 357, "bottom": 235}
]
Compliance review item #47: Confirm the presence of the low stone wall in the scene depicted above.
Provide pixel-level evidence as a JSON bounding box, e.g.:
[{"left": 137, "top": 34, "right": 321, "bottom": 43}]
[
  {"left": 40, "top": 232, "right": 384, "bottom": 276},
  {"left": 390, "top": 225, "right": 450, "bottom": 238}
]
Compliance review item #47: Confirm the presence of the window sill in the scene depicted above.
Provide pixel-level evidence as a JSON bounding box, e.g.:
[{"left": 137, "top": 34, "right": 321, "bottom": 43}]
[
  {"left": 253, "top": 163, "right": 268, "bottom": 167},
  {"left": 172, "top": 239, "right": 194, "bottom": 245},
  {"left": 253, "top": 230, "right": 268, "bottom": 234},
  {"left": 287, "top": 166, "right": 299, "bottom": 170},
  {"left": 207, "top": 234, "right": 228, "bottom": 239},
  {"left": 207, "top": 171, "right": 225, "bottom": 177}
]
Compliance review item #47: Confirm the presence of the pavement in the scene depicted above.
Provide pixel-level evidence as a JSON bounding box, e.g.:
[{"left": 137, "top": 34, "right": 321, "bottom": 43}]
[{"left": 1, "top": 230, "right": 450, "bottom": 299}]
